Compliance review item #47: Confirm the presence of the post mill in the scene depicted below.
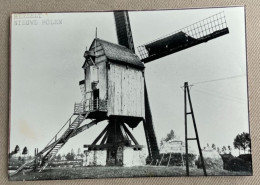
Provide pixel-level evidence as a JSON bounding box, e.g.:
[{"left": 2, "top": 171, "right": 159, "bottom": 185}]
[{"left": 11, "top": 10, "right": 229, "bottom": 175}]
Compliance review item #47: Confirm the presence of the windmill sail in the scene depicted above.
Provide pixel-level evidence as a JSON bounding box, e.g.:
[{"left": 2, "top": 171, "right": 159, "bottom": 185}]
[
  {"left": 138, "top": 11, "right": 229, "bottom": 63},
  {"left": 114, "top": 11, "right": 135, "bottom": 53},
  {"left": 144, "top": 81, "right": 160, "bottom": 158}
]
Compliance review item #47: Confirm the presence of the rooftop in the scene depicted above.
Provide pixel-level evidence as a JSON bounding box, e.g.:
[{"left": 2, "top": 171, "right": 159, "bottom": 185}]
[{"left": 94, "top": 38, "right": 145, "bottom": 69}]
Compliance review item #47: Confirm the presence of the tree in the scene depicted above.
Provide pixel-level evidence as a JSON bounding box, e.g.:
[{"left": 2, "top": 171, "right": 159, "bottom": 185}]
[
  {"left": 14, "top": 145, "right": 20, "bottom": 154},
  {"left": 222, "top": 146, "right": 227, "bottom": 154},
  {"left": 160, "top": 129, "right": 176, "bottom": 147},
  {"left": 212, "top": 144, "right": 216, "bottom": 150},
  {"left": 66, "top": 150, "right": 76, "bottom": 161},
  {"left": 233, "top": 132, "right": 251, "bottom": 154},
  {"left": 56, "top": 154, "right": 61, "bottom": 161},
  {"left": 217, "top": 147, "right": 220, "bottom": 154},
  {"left": 80, "top": 153, "right": 85, "bottom": 158},
  {"left": 77, "top": 148, "right": 81, "bottom": 156},
  {"left": 22, "top": 147, "right": 28, "bottom": 157},
  {"left": 9, "top": 145, "right": 19, "bottom": 158},
  {"left": 160, "top": 140, "right": 163, "bottom": 147},
  {"left": 227, "top": 145, "right": 232, "bottom": 154},
  {"left": 9, "top": 145, "right": 21, "bottom": 158},
  {"left": 65, "top": 153, "right": 72, "bottom": 160},
  {"left": 245, "top": 132, "right": 251, "bottom": 153},
  {"left": 165, "top": 130, "right": 175, "bottom": 142},
  {"left": 71, "top": 149, "right": 75, "bottom": 155}
]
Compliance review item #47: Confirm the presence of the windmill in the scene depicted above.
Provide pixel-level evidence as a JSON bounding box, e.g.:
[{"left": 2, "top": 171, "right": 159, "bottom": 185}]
[{"left": 10, "top": 10, "right": 229, "bottom": 175}]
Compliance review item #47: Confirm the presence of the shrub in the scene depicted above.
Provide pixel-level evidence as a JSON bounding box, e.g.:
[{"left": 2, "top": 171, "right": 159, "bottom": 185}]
[{"left": 227, "top": 157, "right": 251, "bottom": 172}]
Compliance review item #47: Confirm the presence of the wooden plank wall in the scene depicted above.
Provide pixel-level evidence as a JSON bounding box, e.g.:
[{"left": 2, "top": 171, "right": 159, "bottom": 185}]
[
  {"left": 96, "top": 62, "right": 107, "bottom": 100},
  {"left": 108, "top": 62, "right": 145, "bottom": 118},
  {"left": 84, "top": 41, "right": 107, "bottom": 101}
]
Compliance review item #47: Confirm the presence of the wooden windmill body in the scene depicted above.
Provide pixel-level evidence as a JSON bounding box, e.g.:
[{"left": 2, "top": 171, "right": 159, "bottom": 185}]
[{"left": 81, "top": 38, "right": 148, "bottom": 166}]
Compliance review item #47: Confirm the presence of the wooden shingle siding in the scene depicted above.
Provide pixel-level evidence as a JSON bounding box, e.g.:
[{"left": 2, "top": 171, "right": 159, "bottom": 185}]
[
  {"left": 107, "top": 62, "right": 145, "bottom": 118},
  {"left": 96, "top": 62, "right": 107, "bottom": 99},
  {"left": 89, "top": 43, "right": 106, "bottom": 64},
  {"left": 85, "top": 67, "right": 91, "bottom": 93}
]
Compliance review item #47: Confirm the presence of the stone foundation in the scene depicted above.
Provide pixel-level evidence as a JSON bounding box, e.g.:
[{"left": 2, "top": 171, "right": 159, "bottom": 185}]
[
  {"left": 84, "top": 150, "right": 107, "bottom": 166},
  {"left": 123, "top": 147, "right": 147, "bottom": 167},
  {"left": 84, "top": 146, "right": 147, "bottom": 167}
]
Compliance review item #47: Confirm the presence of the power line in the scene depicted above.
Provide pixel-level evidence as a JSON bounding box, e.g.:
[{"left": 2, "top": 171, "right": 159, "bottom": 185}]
[
  {"left": 193, "top": 88, "right": 247, "bottom": 105},
  {"left": 196, "top": 86, "right": 247, "bottom": 102},
  {"left": 191, "top": 74, "right": 246, "bottom": 85}
]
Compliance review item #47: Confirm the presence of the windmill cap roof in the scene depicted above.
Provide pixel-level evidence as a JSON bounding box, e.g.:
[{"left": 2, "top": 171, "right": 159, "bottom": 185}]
[{"left": 96, "top": 38, "right": 145, "bottom": 69}]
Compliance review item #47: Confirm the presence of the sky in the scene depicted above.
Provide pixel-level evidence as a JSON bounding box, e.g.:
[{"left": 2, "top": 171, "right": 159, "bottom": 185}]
[{"left": 10, "top": 7, "right": 248, "bottom": 157}]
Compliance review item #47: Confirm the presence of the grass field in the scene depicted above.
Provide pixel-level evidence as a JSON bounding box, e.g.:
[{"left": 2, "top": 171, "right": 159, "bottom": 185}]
[{"left": 9, "top": 166, "right": 252, "bottom": 181}]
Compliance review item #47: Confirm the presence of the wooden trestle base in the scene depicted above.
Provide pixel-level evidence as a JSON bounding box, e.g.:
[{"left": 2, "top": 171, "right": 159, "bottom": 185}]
[{"left": 83, "top": 117, "right": 145, "bottom": 166}]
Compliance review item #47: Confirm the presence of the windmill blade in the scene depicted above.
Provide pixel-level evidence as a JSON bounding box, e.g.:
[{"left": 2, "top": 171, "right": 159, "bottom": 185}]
[
  {"left": 114, "top": 11, "right": 135, "bottom": 53},
  {"left": 143, "top": 79, "right": 160, "bottom": 159},
  {"left": 138, "top": 11, "right": 229, "bottom": 63}
]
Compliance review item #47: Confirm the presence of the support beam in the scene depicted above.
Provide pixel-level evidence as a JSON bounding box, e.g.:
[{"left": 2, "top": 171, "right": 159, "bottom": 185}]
[
  {"left": 120, "top": 123, "right": 129, "bottom": 141},
  {"left": 91, "top": 124, "right": 109, "bottom": 145},
  {"left": 71, "top": 120, "right": 98, "bottom": 137},
  {"left": 100, "top": 130, "right": 109, "bottom": 144},
  {"left": 122, "top": 123, "right": 139, "bottom": 145},
  {"left": 105, "top": 121, "right": 114, "bottom": 144}
]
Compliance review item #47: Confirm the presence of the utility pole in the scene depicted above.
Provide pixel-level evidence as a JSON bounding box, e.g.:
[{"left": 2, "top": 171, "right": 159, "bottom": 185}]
[{"left": 184, "top": 82, "right": 207, "bottom": 176}]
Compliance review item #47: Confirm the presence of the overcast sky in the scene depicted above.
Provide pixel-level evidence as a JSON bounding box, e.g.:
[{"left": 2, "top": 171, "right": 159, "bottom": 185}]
[{"left": 10, "top": 7, "right": 248, "bottom": 157}]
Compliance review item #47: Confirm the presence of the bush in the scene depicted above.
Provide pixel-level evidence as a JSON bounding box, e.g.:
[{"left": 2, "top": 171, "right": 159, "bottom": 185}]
[
  {"left": 227, "top": 157, "right": 251, "bottom": 172},
  {"left": 220, "top": 154, "right": 234, "bottom": 170},
  {"left": 238, "top": 154, "right": 252, "bottom": 164}
]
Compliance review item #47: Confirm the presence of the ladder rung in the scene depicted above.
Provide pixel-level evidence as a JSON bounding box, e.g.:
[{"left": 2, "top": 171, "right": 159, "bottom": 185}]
[{"left": 187, "top": 138, "right": 197, "bottom": 140}]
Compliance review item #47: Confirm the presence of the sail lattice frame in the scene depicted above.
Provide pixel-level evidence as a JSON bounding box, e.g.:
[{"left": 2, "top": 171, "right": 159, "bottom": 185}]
[{"left": 137, "top": 11, "right": 229, "bottom": 62}]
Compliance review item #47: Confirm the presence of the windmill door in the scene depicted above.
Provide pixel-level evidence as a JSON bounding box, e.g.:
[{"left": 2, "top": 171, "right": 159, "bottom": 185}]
[
  {"left": 116, "top": 146, "right": 123, "bottom": 166},
  {"left": 107, "top": 149, "right": 116, "bottom": 166},
  {"left": 93, "top": 89, "right": 99, "bottom": 110}
]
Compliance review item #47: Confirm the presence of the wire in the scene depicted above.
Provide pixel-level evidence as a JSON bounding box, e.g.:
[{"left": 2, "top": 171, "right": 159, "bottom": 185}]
[
  {"left": 193, "top": 88, "right": 247, "bottom": 105},
  {"left": 191, "top": 74, "right": 246, "bottom": 85},
  {"left": 195, "top": 86, "right": 247, "bottom": 102}
]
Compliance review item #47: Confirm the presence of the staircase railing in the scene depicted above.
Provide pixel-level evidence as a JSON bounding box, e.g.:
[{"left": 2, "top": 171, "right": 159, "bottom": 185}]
[
  {"left": 74, "top": 103, "right": 84, "bottom": 114},
  {"left": 43, "top": 115, "right": 74, "bottom": 151},
  {"left": 89, "top": 99, "right": 108, "bottom": 110},
  {"left": 43, "top": 98, "right": 85, "bottom": 151}
]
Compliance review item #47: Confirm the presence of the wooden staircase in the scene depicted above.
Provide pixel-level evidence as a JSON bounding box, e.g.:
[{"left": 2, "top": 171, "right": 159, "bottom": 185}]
[
  {"left": 9, "top": 109, "right": 97, "bottom": 176},
  {"left": 39, "top": 143, "right": 64, "bottom": 172},
  {"left": 38, "top": 114, "right": 87, "bottom": 172}
]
